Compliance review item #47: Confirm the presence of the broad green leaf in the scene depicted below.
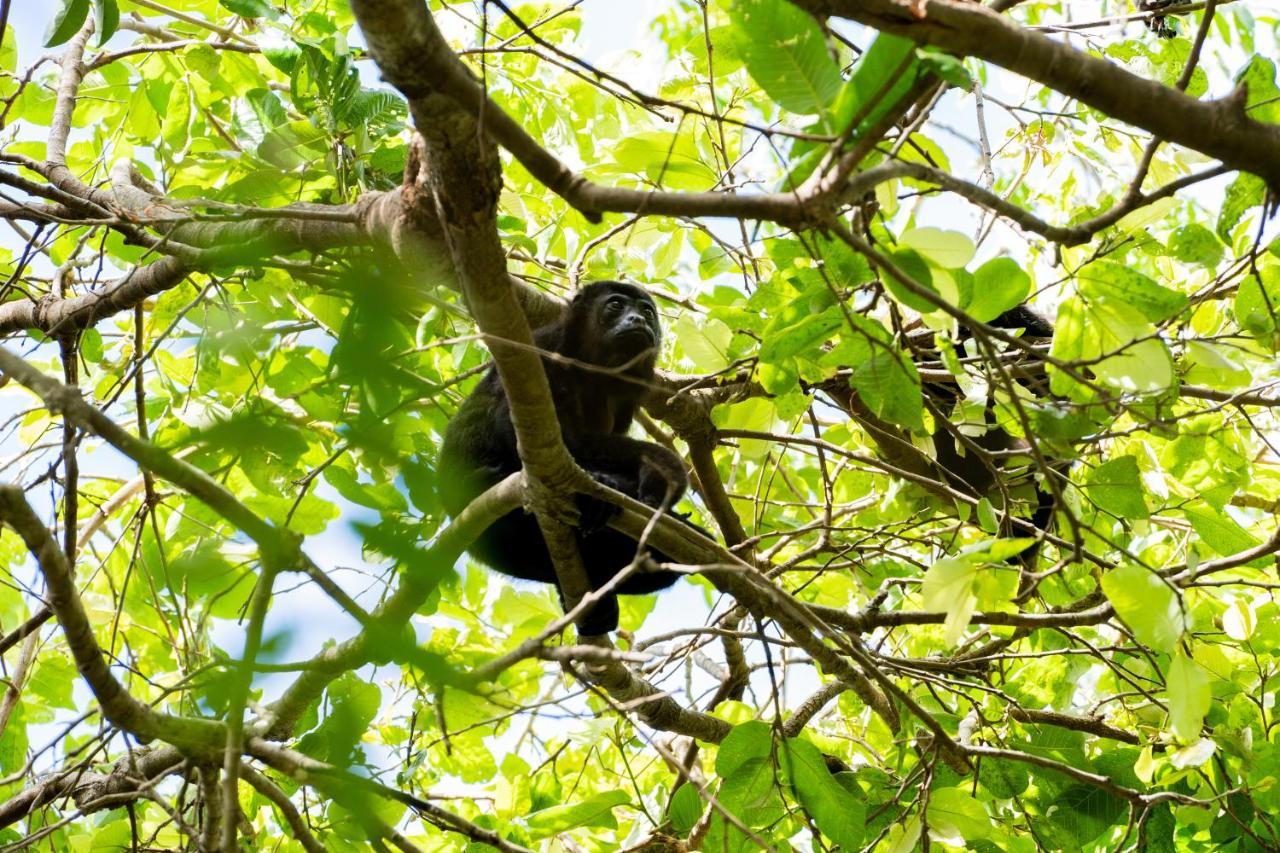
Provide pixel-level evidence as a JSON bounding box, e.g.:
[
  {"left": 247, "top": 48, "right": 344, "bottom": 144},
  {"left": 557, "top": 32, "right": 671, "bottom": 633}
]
[
  {"left": 831, "top": 34, "right": 920, "bottom": 134},
  {"left": 673, "top": 314, "right": 732, "bottom": 371},
  {"left": 1101, "top": 563, "right": 1185, "bottom": 654},
  {"left": 1085, "top": 456, "right": 1149, "bottom": 519},
  {"left": 1168, "top": 223, "right": 1223, "bottom": 268},
  {"left": 161, "top": 80, "right": 192, "bottom": 150},
  {"left": 716, "top": 720, "right": 772, "bottom": 779},
  {"left": 921, "top": 557, "right": 977, "bottom": 646},
  {"left": 1217, "top": 172, "right": 1265, "bottom": 242},
  {"left": 1237, "top": 55, "right": 1280, "bottom": 124},
  {"left": 668, "top": 784, "right": 704, "bottom": 834},
  {"left": 44, "top": 0, "right": 90, "bottom": 47},
  {"left": 782, "top": 739, "right": 864, "bottom": 848},
  {"left": 716, "top": 721, "right": 785, "bottom": 827},
  {"left": 917, "top": 49, "right": 971, "bottom": 90},
  {"left": 1223, "top": 599, "right": 1256, "bottom": 641},
  {"left": 1093, "top": 335, "right": 1175, "bottom": 393},
  {"left": 1041, "top": 782, "right": 1127, "bottom": 847},
  {"left": 80, "top": 327, "right": 103, "bottom": 363},
  {"left": 91, "top": 820, "right": 132, "bottom": 850},
  {"left": 525, "top": 790, "right": 630, "bottom": 839},
  {"left": 1078, "top": 261, "right": 1188, "bottom": 323},
  {"left": 882, "top": 248, "right": 940, "bottom": 314},
  {"left": 820, "top": 314, "right": 923, "bottom": 432},
  {"left": 978, "top": 759, "right": 1029, "bottom": 798},
  {"left": 1183, "top": 340, "right": 1251, "bottom": 388},
  {"left": 28, "top": 656, "right": 77, "bottom": 710},
  {"left": 881, "top": 816, "right": 921, "bottom": 853},
  {"left": 324, "top": 466, "right": 409, "bottom": 513},
  {"left": 727, "top": 0, "right": 842, "bottom": 115},
  {"left": 1052, "top": 294, "right": 1175, "bottom": 395},
  {"left": 1169, "top": 737, "right": 1217, "bottom": 769},
  {"left": 259, "top": 119, "right": 326, "bottom": 170},
  {"left": 927, "top": 787, "right": 992, "bottom": 844},
  {"left": 0, "top": 25, "right": 15, "bottom": 73},
  {"left": 1184, "top": 504, "right": 1260, "bottom": 557},
  {"left": 900, "top": 227, "right": 975, "bottom": 270},
  {"left": 760, "top": 305, "right": 843, "bottom": 362},
  {"left": 966, "top": 257, "right": 1031, "bottom": 323},
  {"left": 220, "top": 0, "right": 275, "bottom": 17},
  {"left": 976, "top": 497, "right": 999, "bottom": 534},
  {"left": 609, "top": 132, "right": 718, "bottom": 191},
  {"left": 1165, "top": 651, "right": 1211, "bottom": 742},
  {"left": 94, "top": 0, "right": 119, "bottom": 46},
  {"left": 1234, "top": 264, "right": 1280, "bottom": 349}
]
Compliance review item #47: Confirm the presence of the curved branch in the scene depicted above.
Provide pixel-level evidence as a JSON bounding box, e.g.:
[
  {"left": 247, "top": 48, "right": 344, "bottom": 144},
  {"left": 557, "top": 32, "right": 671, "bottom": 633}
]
[{"left": 791, "top": 0, "right": 1280, "bottom": 186}]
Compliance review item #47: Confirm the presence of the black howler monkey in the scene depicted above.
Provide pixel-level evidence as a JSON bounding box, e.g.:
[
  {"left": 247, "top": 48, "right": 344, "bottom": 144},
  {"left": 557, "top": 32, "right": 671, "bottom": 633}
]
[
  {"left": 933, "top": 305, "right": 1059, "bottom": 581},
  {"left": 438, "top": 281, "right": 688, "bottom": 634}
]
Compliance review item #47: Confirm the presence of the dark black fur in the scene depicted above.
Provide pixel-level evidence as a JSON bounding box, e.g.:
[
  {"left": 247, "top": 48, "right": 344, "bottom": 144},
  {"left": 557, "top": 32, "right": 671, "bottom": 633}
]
[
  {"left": 934, "top": 305, "right": 1058, "bottom": 582},
  {"left": 438, "top": 281, "right": 687, "bottom": 634}
]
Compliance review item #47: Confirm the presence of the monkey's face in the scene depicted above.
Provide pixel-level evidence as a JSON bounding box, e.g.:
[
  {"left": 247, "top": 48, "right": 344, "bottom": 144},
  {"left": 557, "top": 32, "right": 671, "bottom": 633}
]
[{"left": 592, "top": 288, "right": 661, "bottom": 366}]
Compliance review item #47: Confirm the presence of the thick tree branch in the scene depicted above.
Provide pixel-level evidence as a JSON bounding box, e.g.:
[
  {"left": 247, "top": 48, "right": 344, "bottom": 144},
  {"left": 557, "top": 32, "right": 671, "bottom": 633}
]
[{"left": 790, "top": 0, "right": 1280, "bottom": 186}]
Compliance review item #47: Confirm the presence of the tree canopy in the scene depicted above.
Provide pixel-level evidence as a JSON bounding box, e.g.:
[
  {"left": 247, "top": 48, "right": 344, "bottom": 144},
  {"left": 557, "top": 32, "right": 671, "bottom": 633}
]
[{"left": 0, "top": 0, "right": 1278, "bottom": 850}]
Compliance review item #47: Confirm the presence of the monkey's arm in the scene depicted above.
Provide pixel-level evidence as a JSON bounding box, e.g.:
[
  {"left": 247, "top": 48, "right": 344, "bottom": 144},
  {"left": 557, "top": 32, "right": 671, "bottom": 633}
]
[
  {"left": 437, "top": 379, "right": 520, "bottom": 515},
  {"left": 564, "top": 434, "right": 688, "bottom": 510}
]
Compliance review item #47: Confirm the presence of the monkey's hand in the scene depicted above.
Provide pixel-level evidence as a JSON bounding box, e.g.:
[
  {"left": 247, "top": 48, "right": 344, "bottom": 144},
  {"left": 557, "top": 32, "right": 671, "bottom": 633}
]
[{"left": 576, "top": 472, "right": 628, "bottom": 534}]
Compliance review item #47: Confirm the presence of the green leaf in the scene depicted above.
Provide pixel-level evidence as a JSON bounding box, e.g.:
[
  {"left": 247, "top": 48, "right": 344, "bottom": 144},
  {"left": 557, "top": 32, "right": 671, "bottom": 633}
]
[
  {"left": 716, "top": 720, "right": 772, "bottom": 779},
  {"left": 917, "top": 49, "right": 971, "bottom": 90},
  {"left": 220, "top": 0, "right": 275, "bottom": 17},
  {"left": 1050, "top": 294, "right": 1175, "bottom": 396},
  {"left": 296, "top": 672, "right": 382, "bottom": 766},
  {"left": 900, "top": 227, "right": 975, "bottom": 269},
  {"left": 1085, "top": 456, "right": 1148, "bottom": 519},
  {"left": 882, "top": 248, "right": 939, "bottom": 314},
  {"left": 668, "top": 784, "right": 704, "bottom": 834},
  {"left": 715, "top": 721, "right": 784, "bottom": 827},
  {"left": 727, "top": 0, "right": 842, "bottom": 115},
  {"left": 80, "top": 327, "right": 103, "bottom": 363},
  {"left": 1234, "top": 264, "right": 1280, "bottom": 349},
  {"left": 1101, "top": 563, "right": 1185, "bottom": 654},
  {"left": 44, "top": 0, "right": 90, "bottom": 47},
  {"left": 921, "top": 557, "right": 977, "bottom": 646},
  {"left": 258, "top": 118, "right": 327, "bottom": 170},
  {"left": 966, "top": 257, "right": 1031, "bottom": 323},
  {"left": 927, "top": 787, "right": 992, "bottom": 844},
  {"left": 1183, "top": 504, "right": 1260, "bottom": 557},
  {"left": 90, "top": 819, "right": 132, "bottom": 850},
  {"left": 760, "top": 305, "right": 843, "bottom": 362},
  {"left": 94, "top": 0, "right": 119, "bottom": 46},
  {"left": 977, "top": 759, "right": 1029, "bottom": 798},
  {"left": 673, "top": 314, "right": 732, "bottom": 372},
  {"left": 28, "top": 656, "right": 77, "bottom": 710},
  {"left": 831, "top": 34, "right": 920, "bottom": 135},
  {"left": 1216, "top": 172, "right": 1265, "bottom": 242},
  {"left": 976, "top": 498, "right": 999, "bottom": 535},
  {"left": 1042, "top": 782, "right": 1127, "bottom": 846},
  {"left": 820, "top": 314, "right": 923, "bottom": 432},
  {"left": 1165, "top": 651, "right": 1210, "bottom": 742},
  {"left": 1168, "top": 223, "right": 1223, "bottom": 268},
  {"left": 1237, "top": 55, "right": 1280, "bottom": 125},
  {"left": 1078, "top": 261, "right": 1189, "bottom": 324},
  {"left": 609, "top": 132, "right": 718, "bottom": 191},
  {"left": 782, "top": 739, "right": 864, "bottom": 848},
  {"left": 525, "top": 790, "right": 630, "bottom": 839},
  {"left": 0, "top": 25, "right": 16, "bottom": 73}
]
